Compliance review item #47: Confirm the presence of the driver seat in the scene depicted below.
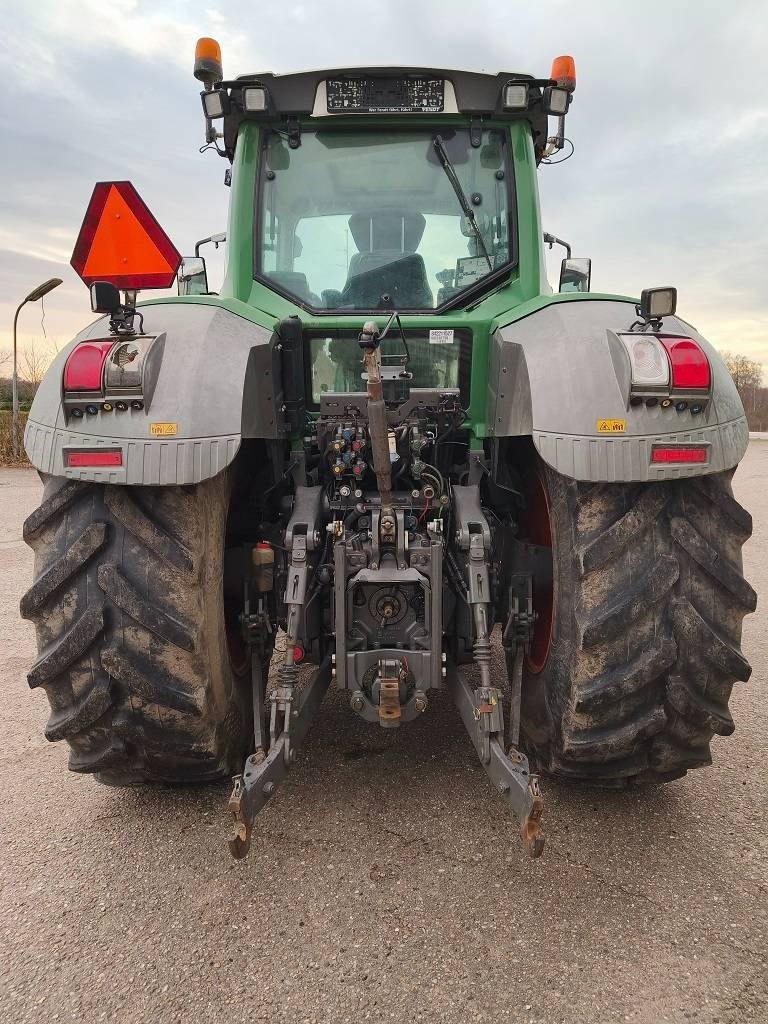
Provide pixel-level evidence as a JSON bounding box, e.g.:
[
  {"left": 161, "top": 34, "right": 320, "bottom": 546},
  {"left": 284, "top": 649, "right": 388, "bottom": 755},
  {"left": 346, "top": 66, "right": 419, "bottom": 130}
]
[{"left": 343, "top": 210, "right": 433, "bottom": 308}]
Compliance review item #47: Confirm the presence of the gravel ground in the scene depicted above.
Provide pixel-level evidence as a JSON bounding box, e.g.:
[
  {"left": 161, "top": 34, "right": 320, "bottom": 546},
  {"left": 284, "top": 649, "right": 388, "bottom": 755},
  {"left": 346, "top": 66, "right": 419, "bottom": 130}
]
[{"left": 1, "top": 449, "right": 766, "bottom": 1024}]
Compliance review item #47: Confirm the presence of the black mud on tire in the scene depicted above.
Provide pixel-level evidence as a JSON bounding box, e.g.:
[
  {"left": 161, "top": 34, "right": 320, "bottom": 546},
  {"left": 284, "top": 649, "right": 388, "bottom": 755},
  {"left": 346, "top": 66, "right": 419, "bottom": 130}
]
[
  {"left": 21, "top": 473, "right": 252, "bottom": 784},
  {"left": 520, "top": 462, "right": 756, "bottom": 785}
]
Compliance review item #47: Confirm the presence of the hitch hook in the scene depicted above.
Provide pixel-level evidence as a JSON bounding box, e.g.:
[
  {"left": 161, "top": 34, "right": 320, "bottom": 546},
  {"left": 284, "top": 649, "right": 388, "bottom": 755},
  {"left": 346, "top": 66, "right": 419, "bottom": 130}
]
[{"left": 226, "top": 657, "right": 332, "bottom": 860}]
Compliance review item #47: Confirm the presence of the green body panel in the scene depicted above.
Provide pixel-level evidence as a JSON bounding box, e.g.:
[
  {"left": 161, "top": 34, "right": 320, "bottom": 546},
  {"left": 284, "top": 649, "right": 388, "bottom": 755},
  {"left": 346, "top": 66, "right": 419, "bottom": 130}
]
[{"left": 140, "top": 118, "right": 634, "bottom": 439}]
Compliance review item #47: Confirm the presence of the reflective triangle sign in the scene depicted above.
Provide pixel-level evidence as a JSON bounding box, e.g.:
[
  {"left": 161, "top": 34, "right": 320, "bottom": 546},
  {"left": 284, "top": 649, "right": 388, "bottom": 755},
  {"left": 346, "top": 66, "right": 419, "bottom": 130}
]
[{"left": 71, "top": 181, "right": 181, "bottom": 290}]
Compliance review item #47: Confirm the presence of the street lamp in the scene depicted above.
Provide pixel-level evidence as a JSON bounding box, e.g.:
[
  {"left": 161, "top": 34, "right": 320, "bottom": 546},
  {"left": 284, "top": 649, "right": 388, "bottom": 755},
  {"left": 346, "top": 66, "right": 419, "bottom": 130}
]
[{"left": 12, "top": 278, "right": 62, "bottom": 457}]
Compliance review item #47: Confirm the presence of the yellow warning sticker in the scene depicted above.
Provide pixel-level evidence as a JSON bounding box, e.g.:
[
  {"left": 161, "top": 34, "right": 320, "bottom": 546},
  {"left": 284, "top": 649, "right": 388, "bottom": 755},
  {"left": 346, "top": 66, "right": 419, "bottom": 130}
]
[
  {"left": 596, "top": 419, "right": 625, "bottom": 434},
  {"left": 149, "top": 422, "right": 178, "bottom": 437}
]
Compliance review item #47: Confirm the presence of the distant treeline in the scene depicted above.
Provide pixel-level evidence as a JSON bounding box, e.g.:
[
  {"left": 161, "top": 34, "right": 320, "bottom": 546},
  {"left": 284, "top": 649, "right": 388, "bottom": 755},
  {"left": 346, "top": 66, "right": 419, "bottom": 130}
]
[
  {"left": 0, "top": 410, "right": 30, "bottom": 466},
  {"left": 0, "top": 377, "right": 37, "bottom": 410}
]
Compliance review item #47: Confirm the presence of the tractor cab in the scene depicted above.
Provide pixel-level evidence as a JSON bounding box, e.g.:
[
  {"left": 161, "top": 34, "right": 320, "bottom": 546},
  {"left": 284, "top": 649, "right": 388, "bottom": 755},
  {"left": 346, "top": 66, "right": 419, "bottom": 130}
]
[{"left": 192, "top": 47, "right": 577, "bottom": 325}]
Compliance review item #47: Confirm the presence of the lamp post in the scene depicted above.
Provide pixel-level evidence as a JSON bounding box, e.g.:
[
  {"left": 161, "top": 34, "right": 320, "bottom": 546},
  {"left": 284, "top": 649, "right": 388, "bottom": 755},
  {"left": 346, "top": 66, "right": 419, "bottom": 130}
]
[{"left": 11, "top": 278, "right": 62, "bottom": 457}]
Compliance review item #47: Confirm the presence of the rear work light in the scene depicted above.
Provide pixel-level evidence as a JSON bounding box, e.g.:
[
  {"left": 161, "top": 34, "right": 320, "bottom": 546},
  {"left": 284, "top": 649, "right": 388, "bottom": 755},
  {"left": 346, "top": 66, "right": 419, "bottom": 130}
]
[
  {"left": 242, "top": 86, "right": 268, "bottom": 112},
  {"left": 503, "top": 82, "right": 529, "bottom": 109},
  {"left": 621, "top": 334, "right": 670, "bottom": 387},
  {"left": 659, "top": 337, "right": 710, "bottom": 389},
  {"left": 63, "top": 341, "right": 113, "bottom": 391},
  {"left": 651, "top": 446, "right": 708, "bottom": 464},
  {"left": 66, "top": 450, "right": 123, "bottom": 468}
]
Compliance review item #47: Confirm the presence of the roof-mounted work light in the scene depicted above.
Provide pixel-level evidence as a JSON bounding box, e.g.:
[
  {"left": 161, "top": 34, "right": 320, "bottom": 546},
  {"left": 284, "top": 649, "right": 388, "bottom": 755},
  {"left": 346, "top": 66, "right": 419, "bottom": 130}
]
[
  {"left": 543, "top": 87, "right": 570, "bottom": 116},
  {"left": 242, "top": 86, "right": 268, "bottom": 112},
  {"left": 503, "top": 82, "right": 529, "bottom": 110},
  {"left": 201, "top": 89, "right": 227, "bottom": 119}
]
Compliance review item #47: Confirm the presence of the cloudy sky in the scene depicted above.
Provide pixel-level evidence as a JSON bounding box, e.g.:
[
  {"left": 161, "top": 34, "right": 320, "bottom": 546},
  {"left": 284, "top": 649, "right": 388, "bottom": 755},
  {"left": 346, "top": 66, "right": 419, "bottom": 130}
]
[{"left": 2, "top": 0, "right": 766, "bottom": 376}]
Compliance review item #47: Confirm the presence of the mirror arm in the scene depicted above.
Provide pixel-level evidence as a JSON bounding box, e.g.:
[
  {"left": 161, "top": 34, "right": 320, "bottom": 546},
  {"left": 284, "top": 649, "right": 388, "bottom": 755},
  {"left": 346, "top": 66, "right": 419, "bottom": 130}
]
[{"left": 543, "top": 232, "right": 572, "bottom": 260}]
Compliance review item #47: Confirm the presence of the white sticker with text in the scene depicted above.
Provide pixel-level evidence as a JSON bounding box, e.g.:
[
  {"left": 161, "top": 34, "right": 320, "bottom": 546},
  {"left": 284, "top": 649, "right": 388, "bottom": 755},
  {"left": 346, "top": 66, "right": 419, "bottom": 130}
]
[{"left": 429, "top": 329, "right": 454, "bottom": 345}]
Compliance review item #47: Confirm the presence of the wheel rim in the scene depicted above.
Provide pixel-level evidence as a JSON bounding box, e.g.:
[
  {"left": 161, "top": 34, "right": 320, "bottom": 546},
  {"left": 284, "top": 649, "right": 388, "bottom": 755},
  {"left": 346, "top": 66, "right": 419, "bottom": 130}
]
[{"left": 524, "top": 469, "right": 554, "bottom": 675}]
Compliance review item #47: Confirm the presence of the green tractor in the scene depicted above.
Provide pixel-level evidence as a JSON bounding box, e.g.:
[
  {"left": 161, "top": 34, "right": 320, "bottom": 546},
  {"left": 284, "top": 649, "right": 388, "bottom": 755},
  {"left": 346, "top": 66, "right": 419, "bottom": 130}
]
[{"left": 21, "top": 44, "right": 755, "bottom": 858}]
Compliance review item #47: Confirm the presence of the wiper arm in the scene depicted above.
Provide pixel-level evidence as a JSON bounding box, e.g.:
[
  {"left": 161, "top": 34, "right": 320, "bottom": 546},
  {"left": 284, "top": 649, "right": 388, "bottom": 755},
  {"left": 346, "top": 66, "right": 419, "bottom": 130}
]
[{"left": 432, "top": 134, "right": 493, "bottom": 272}]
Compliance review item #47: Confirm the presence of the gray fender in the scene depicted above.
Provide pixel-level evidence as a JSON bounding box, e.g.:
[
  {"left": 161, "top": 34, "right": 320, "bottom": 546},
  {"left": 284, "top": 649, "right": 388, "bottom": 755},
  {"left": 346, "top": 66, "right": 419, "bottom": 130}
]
[
  {"left": 488, "top": 299, "right": 748, "bottom": 482},
  {"left": 24, "top": 302, "right": 281, "bottom": 485}
]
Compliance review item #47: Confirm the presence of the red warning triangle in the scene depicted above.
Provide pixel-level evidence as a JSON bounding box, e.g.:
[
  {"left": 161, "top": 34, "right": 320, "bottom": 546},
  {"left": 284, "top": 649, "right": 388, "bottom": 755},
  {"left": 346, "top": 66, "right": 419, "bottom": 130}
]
[{"left": 71, "top": 181, "right": 181, "bottom": 290}]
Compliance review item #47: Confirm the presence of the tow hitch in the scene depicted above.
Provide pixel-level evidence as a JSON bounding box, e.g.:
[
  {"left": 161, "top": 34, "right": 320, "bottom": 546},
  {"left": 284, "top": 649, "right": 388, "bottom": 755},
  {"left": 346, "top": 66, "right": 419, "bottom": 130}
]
[
  {"left": 446, "top": 661, "right": 544, "bottom": 858},
  {"left": 448, "top": 492, "right": 545, "bottom": 858},
  {"left": 228, "top": 656, "right": 332, "bottom": 858},
  {"left": 445, "top": 574, "right": 544, "bottom": 859},
  {"left": 228, "top": 491, "right": 329, "bottom": 859},
  {"left": 228, "top": 645, "right": 543, "bottom": 861}
]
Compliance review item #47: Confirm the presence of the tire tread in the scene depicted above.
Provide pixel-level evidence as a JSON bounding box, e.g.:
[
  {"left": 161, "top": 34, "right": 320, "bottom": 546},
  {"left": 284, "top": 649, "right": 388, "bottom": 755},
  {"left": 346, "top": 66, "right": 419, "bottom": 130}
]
[
  {"left": 21, "top": 475, "right": 247, "bottom": 785},
  {"left": 525, "top": 466, "right": 754, "bottom": 786}
]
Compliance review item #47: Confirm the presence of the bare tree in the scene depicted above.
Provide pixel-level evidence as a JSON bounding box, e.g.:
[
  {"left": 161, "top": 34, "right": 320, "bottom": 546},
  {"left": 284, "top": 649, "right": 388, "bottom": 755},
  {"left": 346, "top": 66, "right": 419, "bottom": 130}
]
[
  {"left": 719, "top": 351, "right": 763, "bottom": 397},
  {"left": 0, "top": 348, "right": 10, "bottom": 369},
  {"left": 19, "top": 341, "right": 52, "bottom": 395}
]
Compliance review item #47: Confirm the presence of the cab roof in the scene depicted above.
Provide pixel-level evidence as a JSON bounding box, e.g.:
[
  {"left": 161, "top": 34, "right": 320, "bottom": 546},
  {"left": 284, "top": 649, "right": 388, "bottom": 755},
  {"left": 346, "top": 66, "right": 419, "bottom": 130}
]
[{"left": 219, "top": 67, "right": 549, "bottom": 161}]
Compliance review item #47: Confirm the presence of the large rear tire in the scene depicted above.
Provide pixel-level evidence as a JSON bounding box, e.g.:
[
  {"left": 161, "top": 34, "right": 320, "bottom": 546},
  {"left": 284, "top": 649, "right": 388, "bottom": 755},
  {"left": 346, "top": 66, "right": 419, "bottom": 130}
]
[
  {"left": 20, "top": 473, "right": 252, "bottom": 784},
  {"left": 520, "top": 461, "right": 756, "bottom": 784}
]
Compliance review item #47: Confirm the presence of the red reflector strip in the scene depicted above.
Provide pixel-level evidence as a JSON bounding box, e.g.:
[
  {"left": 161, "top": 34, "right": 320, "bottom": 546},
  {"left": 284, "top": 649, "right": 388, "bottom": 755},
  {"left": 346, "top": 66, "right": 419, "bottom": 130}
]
[
  {"left": 659, "top": 337, "right": 710, "bottom": 389},
  {"left": 651, "top": 446, "right": 707, "bottom": 464},
  {"left": 66, "top": 450, "right": 123, "bottom": 468},
  {"left": 63, "top": 340, "right": 113, "bottom": 391}
]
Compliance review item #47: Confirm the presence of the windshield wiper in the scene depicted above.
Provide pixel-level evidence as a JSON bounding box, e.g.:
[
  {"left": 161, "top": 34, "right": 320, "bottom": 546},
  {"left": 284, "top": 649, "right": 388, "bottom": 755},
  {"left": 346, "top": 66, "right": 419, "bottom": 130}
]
[{"left": 432, "top": 134, "right": 493, "bottom": 272}]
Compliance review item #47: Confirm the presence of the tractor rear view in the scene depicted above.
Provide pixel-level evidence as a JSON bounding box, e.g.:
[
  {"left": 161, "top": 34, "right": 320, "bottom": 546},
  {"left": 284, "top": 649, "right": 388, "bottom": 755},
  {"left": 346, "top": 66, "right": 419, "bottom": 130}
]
[{"left": 21, "top": 44, "right": 755, "bottom": 858}]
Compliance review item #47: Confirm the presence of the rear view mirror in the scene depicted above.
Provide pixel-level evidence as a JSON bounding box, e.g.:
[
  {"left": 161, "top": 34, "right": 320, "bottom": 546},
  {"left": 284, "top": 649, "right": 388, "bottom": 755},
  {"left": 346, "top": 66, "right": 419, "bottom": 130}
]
[
  {"left": 559, "top": 257, "right": 591, "bottom": 293},
  {"left": 178, "top": 256, "right": 209, "bottom": 296}
]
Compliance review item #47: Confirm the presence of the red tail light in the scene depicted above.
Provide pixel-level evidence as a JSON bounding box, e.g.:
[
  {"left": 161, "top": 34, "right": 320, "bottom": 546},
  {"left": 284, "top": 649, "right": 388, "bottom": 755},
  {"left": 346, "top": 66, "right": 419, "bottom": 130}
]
[
  {"left": 651, "top": 445, "right": 708, "bottom": 464},
  {"left": 63, "top": 341, "right": 113, "bottom": 391},
  {"left": 659, "top": 337, "right": 710, "bottom": 389},
  {"left": 66, "top": 450, "right": 123, "bottom": 467}
]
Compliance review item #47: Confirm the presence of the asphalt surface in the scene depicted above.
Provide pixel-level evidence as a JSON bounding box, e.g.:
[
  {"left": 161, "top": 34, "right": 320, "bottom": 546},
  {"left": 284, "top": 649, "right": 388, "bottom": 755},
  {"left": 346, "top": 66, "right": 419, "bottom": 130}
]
[{"left": 1, "top": 449, "right": 766, "bottom": 1024}]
